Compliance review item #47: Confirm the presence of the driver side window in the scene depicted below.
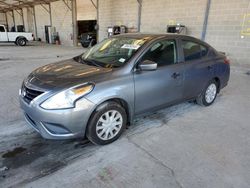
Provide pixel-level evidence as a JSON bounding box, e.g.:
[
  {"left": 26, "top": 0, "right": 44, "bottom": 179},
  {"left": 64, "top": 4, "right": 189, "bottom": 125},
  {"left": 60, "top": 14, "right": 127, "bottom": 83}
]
[{"left": 139, "top": 39, "right": 177, "bottom": 67}]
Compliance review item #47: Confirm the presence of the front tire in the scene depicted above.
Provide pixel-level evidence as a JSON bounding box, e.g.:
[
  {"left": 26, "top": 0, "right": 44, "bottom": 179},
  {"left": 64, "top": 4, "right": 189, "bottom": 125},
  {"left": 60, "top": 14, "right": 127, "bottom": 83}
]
[
  {"left": 196, "top": 80, "right": 218, "bottom": 106},
  {"left": 86, "top": 101, "right": 127, "bottom": 145}
]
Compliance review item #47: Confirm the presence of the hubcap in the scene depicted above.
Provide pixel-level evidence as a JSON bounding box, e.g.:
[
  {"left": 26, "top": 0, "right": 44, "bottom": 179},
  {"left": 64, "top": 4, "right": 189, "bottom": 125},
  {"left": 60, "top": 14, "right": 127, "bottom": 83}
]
[
  {"left": 205, "top": 83, "right": 217, "bottom": 103},
  {"left": 96, "top": 110, "right": 123, "bottom": 141}
]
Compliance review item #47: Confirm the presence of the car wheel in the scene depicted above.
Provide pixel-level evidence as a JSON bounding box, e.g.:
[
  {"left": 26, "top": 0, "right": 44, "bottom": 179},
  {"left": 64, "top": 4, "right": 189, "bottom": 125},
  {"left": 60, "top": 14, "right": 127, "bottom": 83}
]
[
  {"left": 196, "top": 79, "right": 218, "bottom": 106},
  {"left": 86, "top": 101, "right": 127, "bottom": 145},
  {"left": 17, "top": 38, "right": 27, "bottom": 46}
]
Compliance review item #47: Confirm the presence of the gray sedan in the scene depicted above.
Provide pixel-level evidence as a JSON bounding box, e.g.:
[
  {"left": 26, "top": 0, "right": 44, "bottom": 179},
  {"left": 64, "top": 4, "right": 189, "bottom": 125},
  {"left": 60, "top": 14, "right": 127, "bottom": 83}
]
[{"left": 19, "top": 34, "right": 230, "bottom": 145}]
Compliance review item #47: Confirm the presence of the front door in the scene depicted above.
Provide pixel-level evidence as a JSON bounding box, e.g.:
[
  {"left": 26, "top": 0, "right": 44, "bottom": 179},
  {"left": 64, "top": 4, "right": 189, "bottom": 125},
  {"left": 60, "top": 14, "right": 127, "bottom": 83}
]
[{"left": 134, "top": 39, "right": 184, "bottom": 114}]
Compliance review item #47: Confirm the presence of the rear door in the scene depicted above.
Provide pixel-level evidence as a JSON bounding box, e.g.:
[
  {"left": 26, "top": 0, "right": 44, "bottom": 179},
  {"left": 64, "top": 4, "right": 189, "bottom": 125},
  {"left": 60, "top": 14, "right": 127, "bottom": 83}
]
[
  {"left": 0, "top": 26, "right": 8, "bottom": 42},
  {"left": 180, "top": 39, "right": 215, "bottom": 99},
  {"left": 133, "top": 38, "right": 185, "bottom": 114}
]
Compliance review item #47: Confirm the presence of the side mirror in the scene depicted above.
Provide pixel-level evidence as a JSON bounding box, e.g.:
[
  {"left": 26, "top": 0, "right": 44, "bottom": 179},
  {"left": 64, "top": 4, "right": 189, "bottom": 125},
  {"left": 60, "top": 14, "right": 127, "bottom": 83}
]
[{"left": 139, "top": 60, "right": 157, "bottom": 71}]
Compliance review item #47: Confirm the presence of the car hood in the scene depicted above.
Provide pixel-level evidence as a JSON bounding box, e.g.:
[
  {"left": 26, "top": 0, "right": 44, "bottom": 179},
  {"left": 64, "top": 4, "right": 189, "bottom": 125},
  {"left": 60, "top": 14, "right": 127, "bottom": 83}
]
[{"left": 26, "top": 58, "right": 112, "bottom": 90}]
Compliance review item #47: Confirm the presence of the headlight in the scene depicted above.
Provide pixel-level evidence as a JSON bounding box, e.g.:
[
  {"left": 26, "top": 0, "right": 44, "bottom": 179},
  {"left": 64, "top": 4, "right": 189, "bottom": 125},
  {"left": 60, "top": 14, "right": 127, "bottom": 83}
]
[{"left": 40, "top": 83, "right": 94, "bottom": 110}]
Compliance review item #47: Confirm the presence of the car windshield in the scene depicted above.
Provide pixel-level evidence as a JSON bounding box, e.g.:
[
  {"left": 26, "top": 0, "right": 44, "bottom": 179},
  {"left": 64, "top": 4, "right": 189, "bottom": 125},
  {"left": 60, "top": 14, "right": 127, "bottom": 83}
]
[{"left": 81, "top": 37, "right": 148, "bottom": 68}]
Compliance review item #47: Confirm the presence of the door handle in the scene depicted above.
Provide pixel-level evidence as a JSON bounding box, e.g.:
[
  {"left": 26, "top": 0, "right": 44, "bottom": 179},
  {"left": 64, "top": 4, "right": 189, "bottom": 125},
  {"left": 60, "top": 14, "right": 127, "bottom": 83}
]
[{"left": 172, "top": 72, "right": 181, "bottom": 79}]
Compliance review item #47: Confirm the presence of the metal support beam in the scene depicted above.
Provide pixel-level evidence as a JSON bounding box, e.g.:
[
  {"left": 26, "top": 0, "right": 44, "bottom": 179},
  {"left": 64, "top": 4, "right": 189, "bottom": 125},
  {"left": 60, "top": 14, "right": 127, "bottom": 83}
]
[
  {"left": 21, "top": 8, "right": 25, "bottom": 30},
  {"left": 97, "top": 0, "right": 99, "bottom": 42},
  {"left": 12, "top": 10, "right": 16, "bottom": 30},
  {"left": 201, "top": 0, "right": 211, "bottom": 41},
  {"left": 72, "top": 0, "right": 77, "bottom": 46},
  {"left": 5, "top": 12, "right": 8, "bottom": 28},
  {"left": 48, "top": 3, "right": 52, "bottom": 26},
  {"left": 32, "top": 6, "right": 38, "bottom": 39},
  {"left": 63, "top": 0, "right": 72, "bottom": 11},
  {"left": 137, "top": 0, "right": 142, "bottom": 32},
  {"left": 39, "top": 3, "right": 52, "bottom": 26},
  {"left": 40, "top": 3, "right": 50, "bottom": 13},
  {"left": 90, "top": 0, "right": 97, "bottom": 9}
]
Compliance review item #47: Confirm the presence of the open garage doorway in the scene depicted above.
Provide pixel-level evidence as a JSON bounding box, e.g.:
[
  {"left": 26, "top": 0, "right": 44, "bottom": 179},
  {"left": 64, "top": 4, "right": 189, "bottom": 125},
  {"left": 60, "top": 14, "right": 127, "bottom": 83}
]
[
  {"left": 77, "top": 0, "right": 97, "bottom": 48},
  {"left": 77, "top": 20, "right": 97, "bottom": 48}
]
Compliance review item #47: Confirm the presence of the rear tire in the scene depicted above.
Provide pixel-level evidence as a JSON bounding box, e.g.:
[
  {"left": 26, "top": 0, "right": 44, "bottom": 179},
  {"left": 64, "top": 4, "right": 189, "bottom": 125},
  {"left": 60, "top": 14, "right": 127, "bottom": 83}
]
[
  {"left": 86, "top": 101, "right": 127, "bottom": 145},
  {"left": 196, "top": 79, "right": 218, "bottom": 106},
  {"left": 17, "top": 38, "right": 27, "bottom": 46}
]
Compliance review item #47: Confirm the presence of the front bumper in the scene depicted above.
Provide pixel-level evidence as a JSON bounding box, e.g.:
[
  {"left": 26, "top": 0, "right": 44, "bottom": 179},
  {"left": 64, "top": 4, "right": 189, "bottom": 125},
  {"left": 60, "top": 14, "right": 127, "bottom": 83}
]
[{"left": 19, "top": 93, "right": 96, "bottom": 140}]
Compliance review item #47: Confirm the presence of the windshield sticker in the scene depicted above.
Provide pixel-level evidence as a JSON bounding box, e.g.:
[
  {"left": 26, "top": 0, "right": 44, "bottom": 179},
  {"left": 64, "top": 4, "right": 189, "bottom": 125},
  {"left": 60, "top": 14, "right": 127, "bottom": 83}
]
[
  {"left": 121, "top": 44, "right": 140, "bottom": 50},
  {"left": 119, "top": 58, "right": 126, "bottom": 63}
]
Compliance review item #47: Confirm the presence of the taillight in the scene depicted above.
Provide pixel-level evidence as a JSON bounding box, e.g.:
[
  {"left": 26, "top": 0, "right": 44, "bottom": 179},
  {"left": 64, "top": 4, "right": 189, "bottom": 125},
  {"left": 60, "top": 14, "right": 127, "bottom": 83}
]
[{"left": 224, "top": 58, "right": 230, "bottom": 64}]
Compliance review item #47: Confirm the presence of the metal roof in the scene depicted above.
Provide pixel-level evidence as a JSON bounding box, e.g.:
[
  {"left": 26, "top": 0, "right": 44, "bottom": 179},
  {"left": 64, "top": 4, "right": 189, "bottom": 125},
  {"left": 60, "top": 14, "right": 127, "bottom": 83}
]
[{"left": 0, "top": 0, "right": 59, "bottom": 12}]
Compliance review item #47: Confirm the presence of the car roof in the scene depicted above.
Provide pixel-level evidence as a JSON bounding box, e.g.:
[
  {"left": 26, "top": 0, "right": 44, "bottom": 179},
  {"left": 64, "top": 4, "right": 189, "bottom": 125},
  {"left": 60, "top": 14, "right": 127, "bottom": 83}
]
[
  {"left": 113, "top": 33, "right": 201, "bottom": 42},
  {"left": 112, "top": 33, "right": 214, "bottom": 50}
]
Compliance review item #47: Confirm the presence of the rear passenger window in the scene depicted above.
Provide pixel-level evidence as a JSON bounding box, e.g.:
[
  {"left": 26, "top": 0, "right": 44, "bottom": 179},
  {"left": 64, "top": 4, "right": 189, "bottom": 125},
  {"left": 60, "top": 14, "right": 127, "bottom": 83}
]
[{"left": 182, "top": 40, "right": 208, "bottom": 61}]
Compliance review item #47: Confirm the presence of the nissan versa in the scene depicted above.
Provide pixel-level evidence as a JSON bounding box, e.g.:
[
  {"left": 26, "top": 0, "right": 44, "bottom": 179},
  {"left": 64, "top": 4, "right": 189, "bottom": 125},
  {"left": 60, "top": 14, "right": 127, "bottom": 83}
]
[{"left": 19, "top": 34, "right": 230, "bottom": 145}]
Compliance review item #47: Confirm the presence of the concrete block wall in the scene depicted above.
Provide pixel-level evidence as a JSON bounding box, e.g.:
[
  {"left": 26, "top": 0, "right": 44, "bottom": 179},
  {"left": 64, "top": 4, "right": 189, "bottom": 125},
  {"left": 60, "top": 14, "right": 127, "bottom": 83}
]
[
  {"left": 0, "top": 13, "right": 6, "bottom": 25},
  {"left": 98, "top": 0, "right": 138, "bottom": 41},
  {"left": 77, "top": 0, "right": 97, "bottom": 20},
  {"left": 98, "top": 0, "right": 113, "bottom": 41},
  {"left": 140, "top": 0, "right": 207, "bottom": 38},
  {"left": 98, "top": 0, "right": 250, "bottom": 65},
  {"left": 35, "top": 5, "right": 50, "bottom": 42},
  {"left": 6, "top": 12, "right": 14, "bottom": 31},
  {"left": 51, "top": 1, "right": 73, "bottom": 46},
  {"left": 206, "top": 0, "right": 250, "bottom": 65},
  {"left": 13, "top": 10, "right": 23, "bottom": 28},
  {"left": 25, "top": 7, "right": 36, "bottom": 34}
]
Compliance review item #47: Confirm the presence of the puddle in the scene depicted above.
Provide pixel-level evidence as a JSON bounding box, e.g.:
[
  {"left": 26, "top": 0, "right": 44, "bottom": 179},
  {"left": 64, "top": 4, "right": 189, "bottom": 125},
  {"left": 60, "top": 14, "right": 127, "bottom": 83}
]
[{"left": 2, "top": 147, "right": 27, "bottom": 158}]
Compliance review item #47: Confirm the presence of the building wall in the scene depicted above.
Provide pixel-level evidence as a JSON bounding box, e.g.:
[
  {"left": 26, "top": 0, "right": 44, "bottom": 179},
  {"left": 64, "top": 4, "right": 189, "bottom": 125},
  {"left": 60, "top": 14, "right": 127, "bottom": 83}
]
[
  {"left": 13, "top": 10, "right": 23, "bottom": 28},
  {"left": 6, "top": 12, "right": 14, "bottom": 31},
  {"left": 77, "top": 0, "right": 97, "bottom": 21},
  {"left": 206, "top": 0, "right": 250, "bottom": 65},
  {"left": 25, "top": 7, "right": 35, "bottom": 34},
  {"left": 98, "top": 0, "right": 138, "bottom": 41},
  {"left": 51, "top": 0, "right": 73, "bottom": 46},
  {"left": 0, "top": 13, "right": 6, "bottom": 25},
  {"left": 98, "top": 0, "right": 250, "bottom": 65},
  {"left": 140, "top": 0, "right": 207, "bottom": 38},
  {"left": 35, "top": 5, "right": 50, "bottom": 42},
  {"left": 1, "top": 0, "right": 249, "bottom": 64},
  {"left": 98, "top": 0, "right": 112, "bottom": 41}
]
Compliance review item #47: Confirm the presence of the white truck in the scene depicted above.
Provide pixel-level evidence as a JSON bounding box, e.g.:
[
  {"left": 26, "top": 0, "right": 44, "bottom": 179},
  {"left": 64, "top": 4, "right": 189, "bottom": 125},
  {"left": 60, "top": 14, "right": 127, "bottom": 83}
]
[{"left": 0, "top": 24, "right": 33, "bottom": 46}]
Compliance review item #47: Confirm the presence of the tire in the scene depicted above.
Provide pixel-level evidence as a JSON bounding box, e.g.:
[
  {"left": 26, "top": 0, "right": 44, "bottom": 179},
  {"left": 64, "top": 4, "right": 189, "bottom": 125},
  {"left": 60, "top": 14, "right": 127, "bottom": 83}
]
[
  {"left": 88, "top": 39, "right": 96, "bottom": 47},
  {"left": 17, "top": 38, "right": 27, "bottom": 46},
  {"left": 196, "top": 79, "right": 218, "bottom": 106},
  {"left": 86, "top": 101, "right": 127, "bottom": 145}
]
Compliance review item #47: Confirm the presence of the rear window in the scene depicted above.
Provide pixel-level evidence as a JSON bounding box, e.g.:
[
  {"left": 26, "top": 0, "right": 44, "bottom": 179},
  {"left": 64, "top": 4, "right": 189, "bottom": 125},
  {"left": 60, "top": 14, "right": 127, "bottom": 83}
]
[
  {"left": 0, "top": 26, "right": 5, "bottom": 32},
  {"left": 182, "top": 40, "right": 208, "bottom": 61}
]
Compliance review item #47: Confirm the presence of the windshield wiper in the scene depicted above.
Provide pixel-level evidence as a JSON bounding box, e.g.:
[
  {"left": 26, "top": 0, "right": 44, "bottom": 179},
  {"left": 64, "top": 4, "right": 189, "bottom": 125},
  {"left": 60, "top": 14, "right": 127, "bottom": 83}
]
[{"left": 83, "top": 59, "right": 103, "bottom": 68}]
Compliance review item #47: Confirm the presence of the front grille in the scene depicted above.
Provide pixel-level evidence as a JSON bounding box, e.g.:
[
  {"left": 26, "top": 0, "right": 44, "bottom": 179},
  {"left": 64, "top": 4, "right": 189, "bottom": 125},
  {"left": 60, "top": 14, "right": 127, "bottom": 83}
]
[{"left": 22, "top": 85, "right": 44, "bottom": 104}]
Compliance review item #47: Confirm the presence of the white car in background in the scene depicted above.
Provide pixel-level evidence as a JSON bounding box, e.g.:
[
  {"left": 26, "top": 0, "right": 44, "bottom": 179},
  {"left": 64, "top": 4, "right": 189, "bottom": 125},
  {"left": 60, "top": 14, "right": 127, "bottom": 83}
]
[{"left": 0, "top": 24, "right": 33, "bottom": 46}]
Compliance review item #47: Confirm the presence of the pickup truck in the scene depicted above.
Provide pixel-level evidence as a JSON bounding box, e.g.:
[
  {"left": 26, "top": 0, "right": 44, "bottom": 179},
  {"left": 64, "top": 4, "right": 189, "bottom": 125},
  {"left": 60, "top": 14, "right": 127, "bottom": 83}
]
[{"left": 0, "top": 24, "right": 33, "bottom": 46}]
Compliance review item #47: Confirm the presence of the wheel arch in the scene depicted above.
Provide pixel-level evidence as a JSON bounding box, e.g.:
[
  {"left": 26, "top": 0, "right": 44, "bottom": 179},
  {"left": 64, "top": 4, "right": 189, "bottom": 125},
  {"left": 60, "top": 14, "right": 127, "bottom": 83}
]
[
  {"left": 214, "top": 77, "right": 221, "bottom": 93},
  {"left": 15, "top": 36, "right": 27, "bottom": 42},
  {"left": 85, "top": 97, "right": 131, "bottom": 136}
]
